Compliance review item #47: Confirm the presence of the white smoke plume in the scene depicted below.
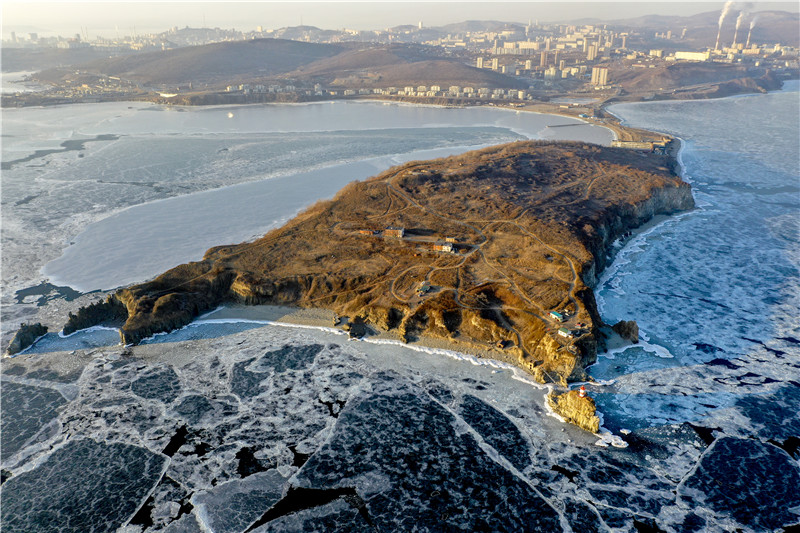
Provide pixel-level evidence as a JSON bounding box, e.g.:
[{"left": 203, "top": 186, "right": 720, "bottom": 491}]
[
  {"left": 718, "top": 1, "right": 734, "bottom": 27},
  {"left": 732, "top": 11, "right": 747, "bottom": 46},
  {"left": 714, "top": 1, "right": 735, "bottom": 50},
  {"left": 746, "top": 15, "right": 760, "bottom": 47}
]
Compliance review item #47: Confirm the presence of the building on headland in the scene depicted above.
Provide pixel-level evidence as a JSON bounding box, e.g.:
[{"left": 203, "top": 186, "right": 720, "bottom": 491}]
[
  {"left": 432, "top": 241, "right": 454, "bottom": 253},
  {"left": 549, "top": 311, "right": 565, "bottom": 322},
  {"left": 557, "top": 327, "right": 575, "bottom": 339},
  {"left": 384, "top": 227, "right": 405, "bottom": 238},
  {"left": 612, "top": 139, "right": 669, "bottom": 153}
]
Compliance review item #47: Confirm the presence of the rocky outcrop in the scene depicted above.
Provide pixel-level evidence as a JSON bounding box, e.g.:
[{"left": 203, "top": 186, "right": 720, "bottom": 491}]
[
  {"left": 63, "top": 296, "right": 127, "bottom": 336},
  {"left": 547, "top": 389, "right": 600, "bottom": 434},
  {"left": 115, "top": 263, "right": 237, "bottom": 345},
  {"left": 6, "top": 323, "right": 48, "bottom": 355},
  {"left": 612, "top": 320, "right": 639, "bottom": 343}
]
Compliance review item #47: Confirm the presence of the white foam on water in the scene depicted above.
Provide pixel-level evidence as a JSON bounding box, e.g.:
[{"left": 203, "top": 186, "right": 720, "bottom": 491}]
[{"left": 57, "top": 325, "right": 120, "bottom": 339}]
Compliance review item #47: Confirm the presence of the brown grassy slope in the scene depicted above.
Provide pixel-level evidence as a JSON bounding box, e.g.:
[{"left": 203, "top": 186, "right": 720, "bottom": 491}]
[
  {"left": 286, "top": 47, "right": 526, "bottom": 89},
  {"left": 79, "top": 39, "right": 343, "bottom": 84},
  {"left": 361, "top": 60, "right": 528, "bottom": 89},
  {"left": 97, "top": 141, "right": 692, "bottom": 383},
  {"left": 611, "top": 63, "right": 767, "bottom": 92}
]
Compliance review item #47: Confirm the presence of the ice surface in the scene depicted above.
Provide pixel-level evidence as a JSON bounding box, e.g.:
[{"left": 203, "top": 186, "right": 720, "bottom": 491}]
[
  {"left": 192, "top": 470, "right": 287, "bottom": 533},
  {"left": 252, "top": 497, "right": 372, "bottom": 533},
  {"left": 1, "top": 438, "right": 168, "bottom": 533},
  {"left": 676, "top": 437, "right": 800, "bottom": 530},
  {"left": 292, "top": 379, "right": 564, "bottom": 531},
  {"left": 593, "top": 83, "right": 800, "bottom": 440},
  {"left": 458, "top": 393, "right": 532, "bottom": 471},
  {"left": 0, "top": 382, "right": 66, "bottom": 463}
]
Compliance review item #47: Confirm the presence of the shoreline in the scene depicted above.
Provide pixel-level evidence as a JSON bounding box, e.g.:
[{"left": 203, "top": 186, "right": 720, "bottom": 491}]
[{"left": 197, "top": 304, "right": 528, "bottom": 370}]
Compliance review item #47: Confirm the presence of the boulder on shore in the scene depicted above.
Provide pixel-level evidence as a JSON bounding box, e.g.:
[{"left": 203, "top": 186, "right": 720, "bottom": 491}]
[{"left": 612, "top": 320, "right": 639, "bottom": 343}]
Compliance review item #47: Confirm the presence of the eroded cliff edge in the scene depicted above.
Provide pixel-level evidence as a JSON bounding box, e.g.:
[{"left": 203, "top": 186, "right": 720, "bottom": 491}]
[{"left": 64, "top": 141, "right": 693, "bottom": 384}]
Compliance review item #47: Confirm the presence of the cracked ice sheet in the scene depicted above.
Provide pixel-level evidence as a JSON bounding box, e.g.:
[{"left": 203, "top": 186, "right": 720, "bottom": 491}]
[
  {"left": 671, "top": 437, "right": 800, "bottom": 531},
  {"left": 0, "top": 381, "right": 67, "bottom": 464},
  {"left": 290, "top": 377, "right": 565, "bottom": 532},
  {"left": 253, "top": 498, "right": 372, "bottom": 533},
  {"left": 1, "top": 438, "right": 168, "bottom": 533},
  {"left": 0, "top": 321, "right": 717, "bottom": 533}
]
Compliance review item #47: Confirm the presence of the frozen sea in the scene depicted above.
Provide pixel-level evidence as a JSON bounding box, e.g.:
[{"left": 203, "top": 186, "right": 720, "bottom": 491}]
[
  {"left": 2, "top": 89, "right": 800, "bottom": 533},
  {"left": 595, "top": 81, "right": 800, "bottom": 434}
]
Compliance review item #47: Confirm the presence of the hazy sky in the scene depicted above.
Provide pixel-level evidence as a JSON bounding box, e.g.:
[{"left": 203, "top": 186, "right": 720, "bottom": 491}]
[{"left": 3, "top": 1, "right": 798, "bottom": 39}]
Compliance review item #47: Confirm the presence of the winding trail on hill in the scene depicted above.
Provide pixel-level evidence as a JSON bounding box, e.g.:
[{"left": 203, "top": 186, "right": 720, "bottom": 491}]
[{"left": 375, "top": 164, "right": 585, "bottom": 363}]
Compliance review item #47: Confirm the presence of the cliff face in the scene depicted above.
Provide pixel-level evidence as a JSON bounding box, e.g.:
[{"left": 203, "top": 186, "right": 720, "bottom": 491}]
[
  {"left": 60, "top": 141, "right": 693, "bottom": 384},
  {"left": 579, "top": 180, "right": 694, "bottom": 286}
]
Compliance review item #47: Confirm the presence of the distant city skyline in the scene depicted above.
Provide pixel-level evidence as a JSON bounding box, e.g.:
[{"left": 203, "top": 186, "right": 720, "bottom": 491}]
[{"left": 3, "top": 1, "right": 798, "bottom": 40}]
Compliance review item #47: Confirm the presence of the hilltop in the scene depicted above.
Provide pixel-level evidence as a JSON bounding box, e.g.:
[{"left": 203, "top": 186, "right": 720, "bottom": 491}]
[{"left": 63, "top": 141, "right": 693, "bottom": 384}]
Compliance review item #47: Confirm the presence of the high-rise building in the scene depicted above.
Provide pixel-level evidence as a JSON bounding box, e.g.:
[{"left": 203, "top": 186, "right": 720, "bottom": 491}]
[
  {"left": 540, "top": 51, "right": 548, "bottom": 67},
  {"left": 587, "top": 44, "right": 597, "bottom": 61},
  {"left": 491, "top": 58, "right": 499, "bottom": 70},
  {"left": 476, "top": 57, "right": 484, "bottom": 68},
  {"left": 591, "top": 66, "right": 609, "bottom": 86}
]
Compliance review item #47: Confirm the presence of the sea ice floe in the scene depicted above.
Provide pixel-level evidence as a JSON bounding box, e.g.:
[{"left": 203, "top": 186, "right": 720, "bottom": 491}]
[{"left": 1, "top": 438, "right": 168, "bottom": 532}]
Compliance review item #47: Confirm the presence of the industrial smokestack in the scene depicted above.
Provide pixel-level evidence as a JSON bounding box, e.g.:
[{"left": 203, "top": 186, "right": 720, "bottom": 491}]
[
  {"left": 714, "top": 0, "right": 734, "bottom": 50},
  {"left": 746, "top": 15, "right": 759, "bottom": 48},
  {"left": 732, "top": 11, "right": 747, "bottom": 47}
]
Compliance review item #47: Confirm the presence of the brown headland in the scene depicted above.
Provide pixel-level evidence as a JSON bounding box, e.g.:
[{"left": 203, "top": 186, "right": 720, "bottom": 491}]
[{"left": 63, "top": 140, "right": 693, "bottom": 385}]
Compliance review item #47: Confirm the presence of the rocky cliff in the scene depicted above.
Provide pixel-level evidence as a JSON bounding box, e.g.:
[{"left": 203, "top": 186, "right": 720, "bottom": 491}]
[
  {"left": 5, "top": 323, "right": 48, "bottom": 355},
  {"left": 58, "top": 141, "right": 693, "bottom": 384},
  {"left": 547, "top": 389, "right": 601, "bottom": 433}
]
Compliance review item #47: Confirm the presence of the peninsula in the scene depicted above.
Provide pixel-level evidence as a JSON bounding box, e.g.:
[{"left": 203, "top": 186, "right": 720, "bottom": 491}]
[{"left": 63, "top": 140, "right": 693, "bottom": 385}]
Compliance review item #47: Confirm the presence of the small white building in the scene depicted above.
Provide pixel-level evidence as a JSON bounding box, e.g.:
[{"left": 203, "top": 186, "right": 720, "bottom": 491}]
[{"left": 558, "top": 327, "right": 574, "bottom": 339}]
